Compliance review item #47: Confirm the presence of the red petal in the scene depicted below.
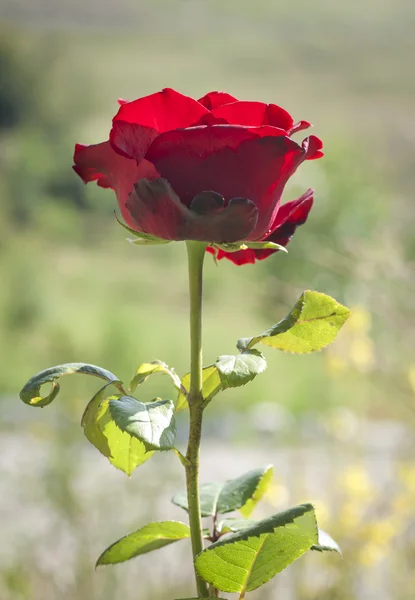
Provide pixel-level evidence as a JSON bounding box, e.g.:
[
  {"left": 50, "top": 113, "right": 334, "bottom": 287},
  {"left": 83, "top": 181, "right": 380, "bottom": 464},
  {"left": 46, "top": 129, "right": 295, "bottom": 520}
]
[
  {"left": 289, "top": 120, "right": 312, "bottom": 135},
  {"left": 113, "top": 88, "right": 209, "bottom": 128},
  {"left": 147, "top": 124, "right": 287, "bottom": 164},
  {"left": 110, "top": 88, "right": 210, "bottom": 160},
  {"left": 268, "top": 188, "right": 314, "bottom": 233},
  {"left": 73, "top": 142, "right": 113, "bottom": 189},
  {"left": 197, "top": 91, "right": 238, "bottom": 110},
  {"left": 214, "top": 247, "right": 258, "bottom": 265},
  {"left": 210, "top": 101, "right": 295, "bottom": 131},
  {"left": 146, "top": 125, "right": 306, "bottom": 239},
  {"left": 73, "top": 141, "right": 159, "bottom": 227},
  {"left": 302, "top": 135, "right": 324, "bottom": 160}
]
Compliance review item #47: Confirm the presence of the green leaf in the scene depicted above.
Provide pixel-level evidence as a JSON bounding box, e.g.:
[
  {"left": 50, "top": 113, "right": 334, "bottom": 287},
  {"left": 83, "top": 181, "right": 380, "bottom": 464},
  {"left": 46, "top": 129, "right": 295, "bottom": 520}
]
[
  {"left": 82, "top": 393, "right": 153, "bottom": 476},
  {"left": 129, "top": 360, "right": 182, "bottom": 394},
  {"left": 211, "top": 242, "right": 248, "bottom": 253},
  {"left": 81, "top": 384, "right": 113, "bottom": 458},
  {"left": 218, "top": 465, "right": 274, "bottom": 517},
  {"left": 96, "top": 521, "right": 190, "bottom": 566},
  {"left": 177, "top": 365, "right": 222, "bottom": 411},
  {"left": 238, "top": 290, "right": 350, "bottom": 354},
  {"left": 128, "top": 237, "right": 170, "bottom": 246},
  {"left": 109, "top": 396, "right": 176, "bottom": 451},
  {"left": 20, "top": 363, "right": 121, "bottom": 407},
  {"left": 98, "top": 400, "right": 153, "bottom": 475},
  {"left": 212, "top": 241, "right": 287, "bottom": 254},
  {"left": 243, "top": 241, "right": 287, "bottom": 252},
  {"left": 215, "top": 349, "right": 267, "bottom": 389},
  {"left": 172, "top": 482, "right": 222, "bottom": 517},
  {"left": 172, "top": 466, "right": 274, "bottom": 517},
  {"left": 238, "top": 465, "right": 274, "bottom": 518},
  {"left": 217, "top": 518, "right": 257, "bottom": 533},
  {"left": 312, "top": 529, "right": 342, "bottom": 554},
  {"left": 195, "top": 504, "right": 318, "bottom": 594}
]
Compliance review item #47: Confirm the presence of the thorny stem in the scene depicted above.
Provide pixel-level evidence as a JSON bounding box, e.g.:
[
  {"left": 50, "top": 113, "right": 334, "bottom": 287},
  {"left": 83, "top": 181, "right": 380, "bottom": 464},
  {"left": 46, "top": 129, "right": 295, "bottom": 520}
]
[{"left": 185, "top": 241, "right": 209, "bottom": 598}]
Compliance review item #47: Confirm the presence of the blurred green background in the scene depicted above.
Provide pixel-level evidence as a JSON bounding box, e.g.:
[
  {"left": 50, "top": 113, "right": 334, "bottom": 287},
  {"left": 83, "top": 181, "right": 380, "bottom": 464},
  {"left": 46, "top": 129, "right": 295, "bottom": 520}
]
[{"left": 1, "top": 1, "right": 415, "bottom": 599}]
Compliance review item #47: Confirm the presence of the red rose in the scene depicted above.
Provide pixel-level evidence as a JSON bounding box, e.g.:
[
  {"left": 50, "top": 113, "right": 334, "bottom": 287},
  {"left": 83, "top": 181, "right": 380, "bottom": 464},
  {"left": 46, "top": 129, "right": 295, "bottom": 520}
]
[{"left": 73, "top": 88, "right": 323, "bottom": 265}]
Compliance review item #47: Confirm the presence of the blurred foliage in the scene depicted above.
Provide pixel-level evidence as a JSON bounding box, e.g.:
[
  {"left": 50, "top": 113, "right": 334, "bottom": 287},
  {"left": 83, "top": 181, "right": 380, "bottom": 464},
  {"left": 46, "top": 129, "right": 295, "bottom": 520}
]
[
  {"left": 256, "top": 455, "right": 415, "bottom": 600},
  {"left": 0, "top": 15, "right": 413, "bottom": 420},
  {"left": 0, "top": 1, "right": 415, "bottom": 599}
]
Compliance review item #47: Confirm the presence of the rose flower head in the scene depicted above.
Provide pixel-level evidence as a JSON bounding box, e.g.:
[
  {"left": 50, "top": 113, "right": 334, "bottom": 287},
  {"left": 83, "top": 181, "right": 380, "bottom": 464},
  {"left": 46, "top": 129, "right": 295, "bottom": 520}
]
[{"left": 73, "top": 88, "right": 323, "bottom": 265}]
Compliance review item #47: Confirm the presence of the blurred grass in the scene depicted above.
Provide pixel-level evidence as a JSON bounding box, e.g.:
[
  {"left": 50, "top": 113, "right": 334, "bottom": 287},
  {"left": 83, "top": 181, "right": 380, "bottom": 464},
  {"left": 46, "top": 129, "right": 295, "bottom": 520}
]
[{"left": 1, "top": 1, "right": 415, "bottom": 599}]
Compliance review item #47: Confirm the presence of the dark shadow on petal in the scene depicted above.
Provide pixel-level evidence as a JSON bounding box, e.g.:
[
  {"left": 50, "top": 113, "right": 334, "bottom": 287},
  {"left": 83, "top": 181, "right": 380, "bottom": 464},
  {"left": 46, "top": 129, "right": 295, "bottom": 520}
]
[
  {"left": 110, "top": 122, "right": 160, "bottom": 162},
  {"left": 125, "top": 180, "right": 258, "bottom": 243},
  {"left": 212, "top": 189, "right": 313, "bottom": 265},
  {"left": 190, "top": 191, "right": 225, "bottom": 214},
  {"left": 126, "top": 178, "right": 186, "bottom": 240},
  {"left": 194, "top": 196, "right": 258, "bottom": 243},
  {"left": 268, "top": 189, "right": 314, "bottom": 241}
]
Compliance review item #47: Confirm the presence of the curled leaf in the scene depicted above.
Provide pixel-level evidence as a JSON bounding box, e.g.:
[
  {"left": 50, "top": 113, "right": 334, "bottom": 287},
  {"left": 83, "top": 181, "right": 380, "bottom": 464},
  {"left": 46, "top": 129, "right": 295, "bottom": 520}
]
[{"left": 20, "top": 363, "right": 121, "bottom": 408}]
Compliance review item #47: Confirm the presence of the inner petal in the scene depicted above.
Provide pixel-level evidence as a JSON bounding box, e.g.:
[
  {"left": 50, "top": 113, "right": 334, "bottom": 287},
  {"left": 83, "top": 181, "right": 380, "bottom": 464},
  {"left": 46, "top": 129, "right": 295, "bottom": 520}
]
[{"left": 146, "top": 126, "right": 305, "bottom": 239}]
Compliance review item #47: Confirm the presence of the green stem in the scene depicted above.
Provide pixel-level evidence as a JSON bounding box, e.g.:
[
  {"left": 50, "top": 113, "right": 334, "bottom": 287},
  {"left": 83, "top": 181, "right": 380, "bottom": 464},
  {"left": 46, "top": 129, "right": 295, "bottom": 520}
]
[{"left": 185, "top": 241, "right": 209, "bottom": 598}]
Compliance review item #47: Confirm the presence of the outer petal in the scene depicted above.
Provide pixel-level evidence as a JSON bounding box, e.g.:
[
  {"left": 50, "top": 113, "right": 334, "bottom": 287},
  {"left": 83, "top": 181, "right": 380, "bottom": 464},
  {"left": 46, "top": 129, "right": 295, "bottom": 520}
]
[
  {"left": 212, "top": 189, "right": 314, "bottom": 265},
  {"left": 73, "top": 142, "right": 115, "bottom": 189},
  {"left": 146, "top": 125, "right": 305, "bottom": 239},
  {"left": 125, "top": 180, "right": 258, "bottom": 242},
  {"left": 210, "top": 101, "right": 295, "bottom": 131},
  {"left": 73, "top": 141, "right": 159, "bottom": 227},
  {"left": 197, "top": 91, "right": 239, "bottom": 110},
  {"left": 110, "top": 88, "right": 210, "bottom": 161},
  {"left": 289, "top": 120, "right": 312, "bottom": 135},
  {"left": 198, "top": 95, "right": 312, "bottom": 135},
  {"left": 207, "top": 245, "right": 257, "bottom": 265},
  {"left": 268, "top": 188, "right": 314, "bottom": 235},
  {"left": 302, "top": 135, "right": 324, "bottom": 160}
]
